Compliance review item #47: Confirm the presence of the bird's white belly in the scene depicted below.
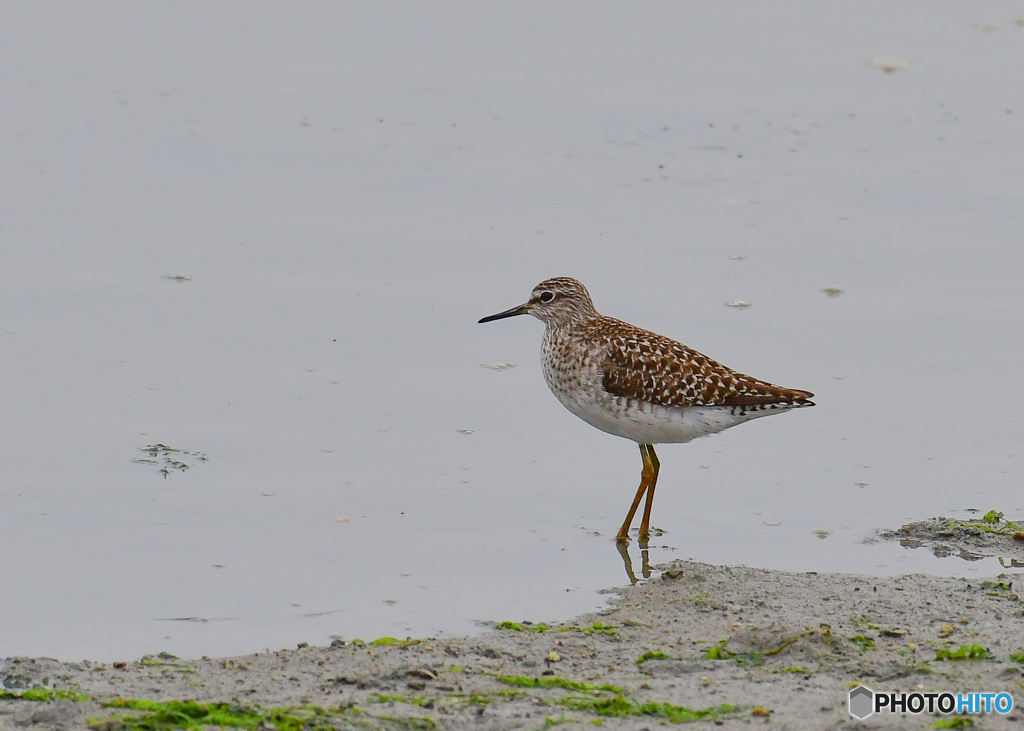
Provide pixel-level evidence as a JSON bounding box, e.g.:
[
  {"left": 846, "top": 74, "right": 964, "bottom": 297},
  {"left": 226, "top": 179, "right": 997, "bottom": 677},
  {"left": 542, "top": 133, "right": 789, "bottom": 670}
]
[{"left": 548, "top": 382, "right": 784, "bottom": 444}]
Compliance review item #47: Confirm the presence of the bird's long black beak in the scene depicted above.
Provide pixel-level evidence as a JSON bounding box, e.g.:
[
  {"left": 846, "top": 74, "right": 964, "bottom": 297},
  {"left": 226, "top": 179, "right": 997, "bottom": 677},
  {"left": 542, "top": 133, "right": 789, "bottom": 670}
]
[{"left": 478, "top": 302, "right": 531, "bottom": 323}]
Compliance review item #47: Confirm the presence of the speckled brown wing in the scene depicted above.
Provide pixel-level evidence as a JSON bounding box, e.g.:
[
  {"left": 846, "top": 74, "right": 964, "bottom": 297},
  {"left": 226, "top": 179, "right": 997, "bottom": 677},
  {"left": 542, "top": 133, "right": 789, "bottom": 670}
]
[{"left": 594, "top": 319, "right": 814, "bottom": 408}]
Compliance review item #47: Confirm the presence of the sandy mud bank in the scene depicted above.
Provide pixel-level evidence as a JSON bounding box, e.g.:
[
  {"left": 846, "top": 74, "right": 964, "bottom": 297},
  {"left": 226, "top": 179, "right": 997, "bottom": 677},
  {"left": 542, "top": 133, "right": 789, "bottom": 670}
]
[{"left": 3, "top": 517, "right": 1024, "bottom": 730}]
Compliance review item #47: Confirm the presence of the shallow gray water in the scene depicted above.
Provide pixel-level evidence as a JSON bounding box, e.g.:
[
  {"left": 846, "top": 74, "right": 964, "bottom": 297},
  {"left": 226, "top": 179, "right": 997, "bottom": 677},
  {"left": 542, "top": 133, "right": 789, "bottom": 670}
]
[{"left": 2, "top": 2, "right": 1023, "bottom": 661}]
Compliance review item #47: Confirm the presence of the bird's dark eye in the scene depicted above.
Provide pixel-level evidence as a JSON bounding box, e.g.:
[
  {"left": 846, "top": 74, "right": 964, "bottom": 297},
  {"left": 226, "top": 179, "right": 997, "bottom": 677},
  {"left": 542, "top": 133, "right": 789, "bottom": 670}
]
[{"left": 540, "top": 291, "right": 555, "bottom": 303}]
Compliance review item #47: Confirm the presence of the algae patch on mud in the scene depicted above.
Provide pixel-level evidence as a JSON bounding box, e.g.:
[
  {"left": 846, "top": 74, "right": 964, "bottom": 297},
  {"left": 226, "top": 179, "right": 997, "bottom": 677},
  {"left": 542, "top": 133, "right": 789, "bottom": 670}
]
[
  {"left": 934, "top": 645, "right": 994, "bottom": 661},
  {"left": 635, "top": 650, "right": 670, "bottom": 664},
  {"left": 88, "top": 699, "right": 354, "bottom": 730},
  {"left": 877, "top": 511, "right": 1024, "bottom": 566},
  {"left": 368, "top": 637, "right": 421, "bottom": 646},
  {"left": 492, "top": 674, "right": 740, "bottom": 723},
  {"left": 0, "top": 688, "right": 90, "bottom": 702}
]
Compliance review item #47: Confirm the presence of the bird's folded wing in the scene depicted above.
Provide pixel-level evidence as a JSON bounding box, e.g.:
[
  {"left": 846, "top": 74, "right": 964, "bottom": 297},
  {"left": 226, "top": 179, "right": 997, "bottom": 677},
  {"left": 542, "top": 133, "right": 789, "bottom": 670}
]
[{"left": 599, "top": 332, "right": 812, "bottom": 408}]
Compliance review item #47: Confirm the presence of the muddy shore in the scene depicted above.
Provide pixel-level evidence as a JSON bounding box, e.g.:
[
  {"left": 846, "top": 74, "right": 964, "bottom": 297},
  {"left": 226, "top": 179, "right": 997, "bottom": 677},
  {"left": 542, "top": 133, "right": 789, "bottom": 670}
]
[{"left": 3, "top": 517, "right": 1024, "bottom": 731}]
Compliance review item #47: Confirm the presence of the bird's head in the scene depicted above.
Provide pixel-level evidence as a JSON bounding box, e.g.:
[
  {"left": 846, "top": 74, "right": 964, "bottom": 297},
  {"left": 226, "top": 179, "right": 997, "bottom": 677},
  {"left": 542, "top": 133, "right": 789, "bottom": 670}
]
[{"left": 478, "top": 277, "right": 598, "bottom": 327}]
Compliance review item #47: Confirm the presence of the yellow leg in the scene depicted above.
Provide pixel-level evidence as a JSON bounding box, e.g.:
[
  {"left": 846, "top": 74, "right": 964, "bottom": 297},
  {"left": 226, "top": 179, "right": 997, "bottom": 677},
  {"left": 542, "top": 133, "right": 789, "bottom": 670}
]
[
  {"left": 615, "top": 444, "right": 655, "bottom": 542},
  {"left": 638, "top": 445, "right": 660, "bottom": 548}
]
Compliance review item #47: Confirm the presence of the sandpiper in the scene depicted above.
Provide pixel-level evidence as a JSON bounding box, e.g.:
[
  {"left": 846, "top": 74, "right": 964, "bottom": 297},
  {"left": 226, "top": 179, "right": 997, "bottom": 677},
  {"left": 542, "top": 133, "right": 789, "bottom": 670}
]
[{"left": 479, "top": 277, "right": 814, "bottom": 546}]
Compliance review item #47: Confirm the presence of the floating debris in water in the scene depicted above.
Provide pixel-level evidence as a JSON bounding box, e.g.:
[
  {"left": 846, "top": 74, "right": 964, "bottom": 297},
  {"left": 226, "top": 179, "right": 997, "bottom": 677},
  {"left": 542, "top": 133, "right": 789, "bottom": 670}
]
[
  {"left": 975, "top": 20, "right": 1000, "bottom": 32},
  {"left": 725, "top": 300, "right": 751, "bottom": 308},
  {"left": 300, "top": 609, "right": 345, "bottom": 618},
  {"left": 814, "top": 530, "right": 831, "bottom": 539},
  {"left": 481, "top": 362, "right": 516, "bottom": 370},
  {"left": 335, "top": 517, "right": 349, "bottom": 523},
  {"left": 869, "top": 55, "right": 911, "bottom": 73},
  {"left": 162, "top": 274, "right": 192, "bottom": 282},
  {"left": 764, "top": 521, "right": 781, "bottom": 527},
  {"left": 156, "top": 616, "right": 234, "bottom": 623},
  {"left": 456, "top": 429, "right": 474, "bottom": 435},
  {"left": 132, "top": 444, "right": 208, "bottom": 478},
  {"left": 822, "top": 286, "right": 844, "bottom": 298},
  {"left": 728, "top": 255, "right": 746, "bottom": 261},
  {"left": 855, "top": 482, "right": 869, "bottom": 487}
]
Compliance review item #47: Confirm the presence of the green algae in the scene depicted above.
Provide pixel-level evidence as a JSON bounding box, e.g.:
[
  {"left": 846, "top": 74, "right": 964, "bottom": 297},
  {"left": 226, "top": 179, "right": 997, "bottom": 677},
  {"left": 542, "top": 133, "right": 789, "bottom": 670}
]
[
  {"left": 635, "top": 651, "right": 670, "bottom": 664},
  {"left": 850, "top": 635, "right": 876, "bottom": 652},
  {"left": 368, "top": 636, "right": 426, "bottom": 646},
  {"left": 561, "top": 622, "right": 616, "bottom": 636},
  {"left": 562, "top": 696, "right": 739, "bottom": 723},
  {"left": 87, "top": 696, "right": 339, "bottom": 724},
  {"left": 935, "top": 645, "right": 993, "bottom": 661},
  {"left": 495, "top": 675, "right": 623, "bottom": 695},
  {"left": 139, "top": 653, "right": 182, "bottom": 667},
  {"left": 372, "top": 713, "right": 436, "bottom": 729},
  {"left": 933, "top": 718, "right": 974, "bottom": 729},
  {"left": 494, "top": 674, "right": 738, "bottom": 723},
  {"left": 705, "top": 629, "right": 816, "bottom": 665},
  {"left": 981, "top": 580, "right": 1016, "bottom": 598},
  {"left": 899, "top": 663, "right": 934, "bottom": 676},
  {"left": 950, "top": 511, "right": 1023, "bottom": 535},
  {"left": 371, "top": 694, "right": 427, "bottom": 706},
  {"left": 495, "top": 621, "right": 551, "bottom": 632},
  {"left": 88, "top": 700, "right": 356, "bottom": 731},
  {"left": 81, "top": 671, "right": 738, "bottom": 729},
  {"left": 704, "top": 639, "right": 764, "bottom": 666},
  {"left": 704, "top": 640, "right": 737, "bottom": 660},
  {"left": 0, "top": 688, "right": 90, "bottom": 702}
]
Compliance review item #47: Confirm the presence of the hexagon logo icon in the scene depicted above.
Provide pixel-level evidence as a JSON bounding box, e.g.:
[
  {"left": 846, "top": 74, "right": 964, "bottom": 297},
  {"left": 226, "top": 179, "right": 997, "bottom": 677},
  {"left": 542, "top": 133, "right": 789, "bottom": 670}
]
[{"left": 849, "top": 685, "right": 874, "bottom": 719}]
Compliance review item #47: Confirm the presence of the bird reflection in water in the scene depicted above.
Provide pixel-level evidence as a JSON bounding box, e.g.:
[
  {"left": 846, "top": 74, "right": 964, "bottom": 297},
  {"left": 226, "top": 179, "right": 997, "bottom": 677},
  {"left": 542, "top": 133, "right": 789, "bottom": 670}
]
[{"left": 614, "top": 528, "right": 666, "bottom": 584}]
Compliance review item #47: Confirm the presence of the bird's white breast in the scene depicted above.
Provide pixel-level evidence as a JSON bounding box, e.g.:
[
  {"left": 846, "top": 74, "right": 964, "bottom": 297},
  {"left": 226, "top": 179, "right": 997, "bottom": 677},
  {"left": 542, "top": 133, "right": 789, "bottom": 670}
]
[{"left": 540, "top": 326, "right": 797, "bottom": 444}]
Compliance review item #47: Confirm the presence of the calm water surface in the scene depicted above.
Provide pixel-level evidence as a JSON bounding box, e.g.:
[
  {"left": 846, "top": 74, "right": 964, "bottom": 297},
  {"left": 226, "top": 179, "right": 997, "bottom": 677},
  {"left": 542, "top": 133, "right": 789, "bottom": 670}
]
[{"left": 2, "top": 2, "right": 1023, "bottom": 661}]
